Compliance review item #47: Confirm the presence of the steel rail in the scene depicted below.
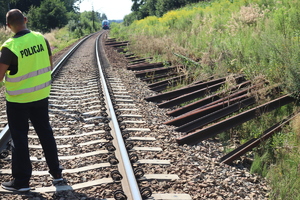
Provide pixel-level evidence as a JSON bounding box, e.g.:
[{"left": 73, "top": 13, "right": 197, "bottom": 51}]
[
  {"left": 174, "top": 96, "right": 256, "bottom": 132},
  {"left": 0, "top": 33, "right": 94, "bottom": 156},
  {"left": 176, "top": 94, "right": 295, "bottom": 145},
  {"left": 166, "top": 81, "right": 251, "bottom": 117},
  {"left": 157, "top": 76, "right": 246, "bottom": 108},
  {"left": 96, "top": 34, "right": 142, "bottom": 200},
  {"left": 145, "top": 76, "right": 227, "bottom": 103},
  {"left": 220, "top": 112, "right": 300, "bottom": 164},
  {"left": 127, "top": 62, "right": 165, "bottom": 70}
]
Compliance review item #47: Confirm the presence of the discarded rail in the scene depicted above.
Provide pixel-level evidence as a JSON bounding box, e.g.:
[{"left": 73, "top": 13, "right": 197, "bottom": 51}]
[{"left": 107, "top": 39, "right": 297, "bottom": 166}]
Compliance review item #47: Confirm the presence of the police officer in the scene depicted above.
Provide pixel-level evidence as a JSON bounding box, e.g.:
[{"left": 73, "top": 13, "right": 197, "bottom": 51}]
[{"left": 0, "top": 9, "right": 63, "bottom": 191}]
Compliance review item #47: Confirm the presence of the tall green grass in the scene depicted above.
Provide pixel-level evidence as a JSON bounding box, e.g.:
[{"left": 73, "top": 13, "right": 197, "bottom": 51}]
[{"left": 111, "top": 0, "right": 300, "bottom": 94}]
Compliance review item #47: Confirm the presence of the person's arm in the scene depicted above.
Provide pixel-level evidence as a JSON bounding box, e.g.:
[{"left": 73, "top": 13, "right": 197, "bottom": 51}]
[
  {"left": 0, "top": 63, "right": 9, "bottom": 87},
  {"left": 0, "top": 48, "right": 11, "bottom": 86},
  {"left": 0, "top": 63, "right": 9, "bottom": 81},
  {"left": 44, "top": 38, "right": 53, "bottom": 70},
  {"left": 50, "top": 55, "right": 53, "bottom": 70}
]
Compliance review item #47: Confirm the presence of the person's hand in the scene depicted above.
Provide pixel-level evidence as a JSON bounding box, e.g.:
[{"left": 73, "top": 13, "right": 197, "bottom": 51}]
[{"left": 0, "top": 81, "right": 4, "bottom": 88}]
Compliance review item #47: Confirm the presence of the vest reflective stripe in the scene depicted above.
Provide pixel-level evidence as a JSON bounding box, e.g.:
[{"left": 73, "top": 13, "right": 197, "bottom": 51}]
[
  {"left": 5, "top": 66, "right": 51, "bottom": 83},
  {"left": 6, "top": 80, "right": 51, "bottom": 95}
]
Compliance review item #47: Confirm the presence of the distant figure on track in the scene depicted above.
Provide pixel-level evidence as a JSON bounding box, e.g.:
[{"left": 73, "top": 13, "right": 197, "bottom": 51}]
[{"left": 0, "top": 9, "right": 64, "bottom": 192}]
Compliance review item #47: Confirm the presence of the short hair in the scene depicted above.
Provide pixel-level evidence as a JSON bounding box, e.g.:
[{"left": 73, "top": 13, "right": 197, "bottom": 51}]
[{"left": 6, "top": 9, "right": 25, "bottom": 26}]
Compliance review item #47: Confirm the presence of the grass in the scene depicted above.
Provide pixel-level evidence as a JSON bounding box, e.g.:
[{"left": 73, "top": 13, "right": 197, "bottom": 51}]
[
  {"left": 44, "top": 27, "right": 78, "bottom": 55},
  {"left": 0, "top": 27, "right": 13, "bottom": 45},
  {"left": 266, "top": 115, "right": 300, "bottom": 199},
  {"left": 111, "top": 0, "right": 300, "bottom": 94}
]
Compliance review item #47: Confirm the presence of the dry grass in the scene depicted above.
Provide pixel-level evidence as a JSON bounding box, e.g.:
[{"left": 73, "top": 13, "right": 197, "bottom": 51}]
[
  {"left": 292, "top": 113, "right": 300, "bottom": 141},
  {"left": 44, "top": 29, "right": 59, "bottom": 47},
  {"left": 0, "top": 26, "right": 13, "bottom": 44},
  {"left": 236, "top": 4, "right": 265, "bottom": 25}
]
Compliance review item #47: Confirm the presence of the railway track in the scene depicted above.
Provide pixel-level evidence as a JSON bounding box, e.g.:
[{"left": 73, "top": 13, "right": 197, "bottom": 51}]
[
  {"left": 105, "top": 39, "right": 297, "bottom": 166},
  {"left": 0, "top": 32, "right": 191, "bottom": 199}
]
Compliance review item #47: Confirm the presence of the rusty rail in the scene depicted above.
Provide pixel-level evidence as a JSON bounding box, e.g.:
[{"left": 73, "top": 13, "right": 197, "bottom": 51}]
[
  {"left": 141, "top": 73, "right": 179, "bottom": 83},
  {"left": 127, "top": 62, "right": 165, "bottom": 71},
  {"left": 148, "top": 75, "right": 187, "bottom": 92},
  {"left": 166, "top": 81, "right": 252, "bottom": 117},
  {"left": 174, "top": 97, "right": 256, "bottom": 132},
  {"left": 157, "top": 76, "right": 245, "bottom": 108},
  {"left": 176, "top": 94, "right": 295, "bottom": 145},
  {"left": 165, "top": 93, "right": 254, "bottom": 126},
  {"left": 220, "top": 112, "right": 299, "bottom": 164},
  {"left": 145, "top": 77, "right": 227, "bottom": 103},
  {"left": 135, "top": 66, "right": 177, "bottom": 78}
]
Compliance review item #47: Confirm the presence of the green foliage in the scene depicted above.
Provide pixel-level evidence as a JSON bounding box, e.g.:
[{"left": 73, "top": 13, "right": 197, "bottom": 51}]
[
  {"left": 113, "top": 0, "right": 300, "bottom": 95},
  {"left": 267, "top": 129, "right": 300, "bottom": 200},
  {"left": 0, "top": 0, "right": 10, "bottom": 26},
  {"left": 126, "top": 0, "right": 204, "bottom": 25},
  {"left": 46, "top": 27, "right": 78, "bottom": 55},
  {"left": 27, "top": 0, "right": 68, "bottom": 33},
  {"left": 9, "top": 0, "right": 41, "bottom": 13}
]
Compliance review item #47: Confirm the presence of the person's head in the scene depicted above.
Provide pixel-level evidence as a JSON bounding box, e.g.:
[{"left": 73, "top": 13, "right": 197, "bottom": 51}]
[{"left": 6, "top": 9, "right": 27, "bottom": 33}]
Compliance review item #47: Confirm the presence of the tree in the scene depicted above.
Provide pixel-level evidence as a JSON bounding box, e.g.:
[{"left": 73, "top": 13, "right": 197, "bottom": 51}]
[
  {"left": 0, "top": 0, "right": 10, "bottom": 26},
  {"left": 101, "top": 13, "right": 107, "bottom": 20},
  {"left": 28, "top": 0, "right": 68, "bottom": 32},
  {"left": 125, "top": 0, "right": 204, "bottom": 25},
  {"left": 62, "top": 0, "right": 81, "bottom": 12},
  {"left": 131, "top": 0, "right": 145, "bottom": 12},
  {"left": 9, "top": 0, "right": 42, "bottom": 13}
]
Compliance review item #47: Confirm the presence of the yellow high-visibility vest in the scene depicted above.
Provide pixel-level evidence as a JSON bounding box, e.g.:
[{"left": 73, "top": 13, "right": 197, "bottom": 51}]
[{"left": 1, "top": 31, "right": 51, "bottom": 103}]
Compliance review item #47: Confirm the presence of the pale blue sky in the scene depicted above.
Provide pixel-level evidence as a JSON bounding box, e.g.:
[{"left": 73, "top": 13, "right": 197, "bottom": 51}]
[{"left": 79, "top": 0, "right": 133, "bottom": 20}]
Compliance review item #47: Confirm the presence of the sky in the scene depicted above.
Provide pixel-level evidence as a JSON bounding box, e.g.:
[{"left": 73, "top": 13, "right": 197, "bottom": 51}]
[{"left": 79, "top": 0, "right": 133, "bottom": 20}]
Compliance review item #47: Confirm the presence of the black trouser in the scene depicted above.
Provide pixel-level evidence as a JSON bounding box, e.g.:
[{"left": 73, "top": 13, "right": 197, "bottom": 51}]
[{"left": 6, "top": 98, "right": 61, "bottom": 185}]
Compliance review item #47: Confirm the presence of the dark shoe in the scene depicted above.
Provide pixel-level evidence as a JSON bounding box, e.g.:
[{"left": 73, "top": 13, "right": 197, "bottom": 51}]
[
  {"left": 1, "top": 180, "right": 30, "bottom": 192},
  {"left": 52, "top": 178, "right": 67, "bottom": 186},
  {"left": 51, "top": 173, "right": 67, "bottom": 186}
]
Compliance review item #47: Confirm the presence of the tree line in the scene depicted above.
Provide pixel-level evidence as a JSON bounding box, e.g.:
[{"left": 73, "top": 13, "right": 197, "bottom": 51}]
[
  {"left": 124, "top": 0, "right": 206, "bottom": 25},
  {"left": 0, "top": 0, "right": 107, "bottom": 33}
]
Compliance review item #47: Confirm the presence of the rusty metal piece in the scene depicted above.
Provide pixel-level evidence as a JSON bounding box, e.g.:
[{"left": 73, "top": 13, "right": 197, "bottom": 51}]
[
  {"left": 166, "top": 81, "right": 251, "bottom": 117},
  {"left": 157, "top": 76, "right": 250, "bottom": 108},
  {"left": 130, "top": 57, "right": 153, "bottom": 63},
  {"left": 134, "top": 66, "right": 177, "bottom": 78},
  {"left": 157, "top": 80, "right": 227, "bottom": 108},
  {"left": 176, "top": 94, "right": 295, "bottom": 145},
  {"left": 167, "top": 94, "right": 221, "bottom": 116},
  {"left": 165, "top": 93, "right": 251, "bottom": 126},
  {"left": 116, "top": 48, "right": 126, "bottom": 53},
  {"left": 105, "top": 41, "right": 129, "bottom": 46},
  {"left": 141, "top": 73, "right": 178, "bottom": 83},
  {"left": 127, "top": 62, "right": 165, "bottom": 71},
  {"left": 174, "top": 97, "right": 255, "bottom": 132},
  {"left": 110, "top": 43, "right": 129, "bottom": 48},
  {"left": 220, "top": 112, "right": 299, "bottom": 164},
  {"left": 127, "top": 56, "right": 138, "bottom": 60},
  {"left": 125, "top": 54, "right": 135, "bottom": 57},
  {"left": 148, "top": 75, "right": 186, "bottom": 89},
  {"left": 145, "top": 77, "right": 227, "bottom": 103}
]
